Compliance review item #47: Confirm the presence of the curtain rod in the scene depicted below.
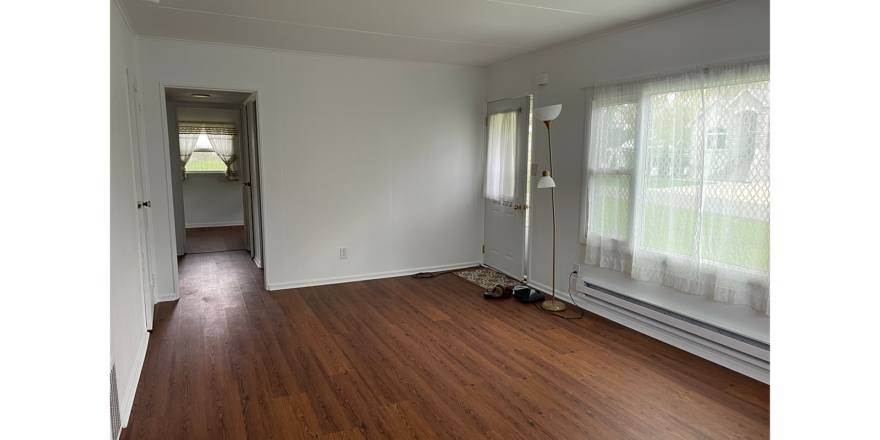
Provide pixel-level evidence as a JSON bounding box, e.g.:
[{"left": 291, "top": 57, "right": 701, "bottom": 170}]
[{"left": 579, "top": 55, "right": 769, "bottom": 91}]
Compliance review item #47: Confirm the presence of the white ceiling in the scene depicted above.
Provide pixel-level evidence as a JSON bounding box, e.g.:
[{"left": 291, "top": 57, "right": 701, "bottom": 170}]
[
  {"left": 165, "top": 87, "right": 254, "bottom": 105},
  {"left": 121, "top": 0, "right": 718, "bottom": 67}
]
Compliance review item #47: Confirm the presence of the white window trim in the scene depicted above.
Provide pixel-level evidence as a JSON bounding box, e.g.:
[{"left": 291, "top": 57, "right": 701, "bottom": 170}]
[
  {"left": 578, "top": 88, "right": 593, "bottom": 245},
  {"left": 184, "top": 170, "right": 226, "bottom": 175}
]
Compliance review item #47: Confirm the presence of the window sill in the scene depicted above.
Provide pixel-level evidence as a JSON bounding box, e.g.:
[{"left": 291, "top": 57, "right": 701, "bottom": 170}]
[{"left": 185, "top": 170, "right": 226, "bottom": 175}]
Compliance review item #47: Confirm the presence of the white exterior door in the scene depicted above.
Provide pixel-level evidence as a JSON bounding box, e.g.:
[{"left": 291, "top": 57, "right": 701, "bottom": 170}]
[
  {"left": 125, "top": 69, "right": 156, "bottom": 330},
  {"left": 483, "top": 96, "right": 530, "bottom": 280}
]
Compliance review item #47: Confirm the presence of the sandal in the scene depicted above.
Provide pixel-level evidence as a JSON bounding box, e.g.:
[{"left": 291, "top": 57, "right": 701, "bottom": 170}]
[{"left": 483, "top": 284, "right": 512, "bottom": 299}]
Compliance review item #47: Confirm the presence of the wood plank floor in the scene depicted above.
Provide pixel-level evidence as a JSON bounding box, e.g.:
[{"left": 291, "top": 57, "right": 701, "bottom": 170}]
[
  {"left": 185, "top": 226, "right": 246, "bottom": 254},
  {"left": 121, "top": 250, "right": 769, "bottom": 440}
]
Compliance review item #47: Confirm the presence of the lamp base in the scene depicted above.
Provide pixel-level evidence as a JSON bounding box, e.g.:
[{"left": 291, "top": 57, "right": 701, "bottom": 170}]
[{"left": 541, "top": 300, "right": 566, "bottom": 312}]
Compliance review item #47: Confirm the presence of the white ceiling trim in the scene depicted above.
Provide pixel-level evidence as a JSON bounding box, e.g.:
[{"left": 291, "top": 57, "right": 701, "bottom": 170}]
[
  {"left": 490, "top": 0, "right": 736, "bottom": 69},
  {"left": 483, "top": 0, "right": 630, "bottom": 19},
  {"left": 113, "top": 0, "right": 138, "bottom": 39},
  {"left": 138, "top": 35, "right": 489, "bottom": 71},
  {"left": 143, "top": 4, "right": 537, "bottom": 50}
]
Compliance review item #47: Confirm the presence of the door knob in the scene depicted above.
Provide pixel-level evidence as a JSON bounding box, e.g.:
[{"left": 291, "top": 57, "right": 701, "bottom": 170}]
[{"left": 514, "top": 204, "right": 522, "bottom": 210}]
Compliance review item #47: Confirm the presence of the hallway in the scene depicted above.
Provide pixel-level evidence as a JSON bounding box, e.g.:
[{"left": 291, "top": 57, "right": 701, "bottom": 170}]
[{"left": 184, "top": 226, "right": 247, "bottom": 254}]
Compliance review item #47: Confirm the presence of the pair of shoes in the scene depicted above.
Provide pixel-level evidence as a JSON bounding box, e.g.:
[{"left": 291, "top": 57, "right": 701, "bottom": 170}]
[
  {"left": 512, "top": 285, "right": 545, "bottom": 303},
  {"left": 483, "top": 284, "right": 513, "bottom": 299}
]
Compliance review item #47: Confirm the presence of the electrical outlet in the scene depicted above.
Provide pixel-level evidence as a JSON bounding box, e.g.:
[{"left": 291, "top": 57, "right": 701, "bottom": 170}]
[
  {"left": 340, "top": 248, "right": 348, "bottom": 259},
  {"left": 573, "top": 264, "right": 579, "bottom": 275}
]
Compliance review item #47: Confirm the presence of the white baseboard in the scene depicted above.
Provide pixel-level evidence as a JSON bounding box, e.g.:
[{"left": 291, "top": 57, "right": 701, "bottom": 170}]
[
  {"left": 527, "top": 279, "right": 770, "bottom": 384},
  {"left": 267, "top": 261, "right": 481, "bottom": 291},
  {"left": 156, "top": 292, "right": 178, "bottom": 303},
  {"left": 253, "top": 257, "right": 262, "bottom": 269},
  {"left": 185, "top": 221, "right": 244, "bottom": 228},
  {"left": 121, "top": 330, "right": 150, "bottom": 428}
]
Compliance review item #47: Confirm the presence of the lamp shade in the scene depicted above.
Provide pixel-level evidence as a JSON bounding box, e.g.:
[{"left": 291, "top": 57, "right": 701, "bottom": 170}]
[
  {"left": 537, "top": 170, "right": 556, "bottom": 188},
  {"left": 534, "top": 104, "right": 562, "bottom": 122}
]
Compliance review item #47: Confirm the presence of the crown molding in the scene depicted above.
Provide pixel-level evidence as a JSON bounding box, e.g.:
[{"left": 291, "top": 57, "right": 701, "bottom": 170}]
[
  {"left": 138, "top": 35, "right": 490, "bottom": 72},
  {"left": 113, "top": 0, "right": 138, "bottom": 39},
  {"left": 490, "top": 0, "right": 736, "bottom": 69}
]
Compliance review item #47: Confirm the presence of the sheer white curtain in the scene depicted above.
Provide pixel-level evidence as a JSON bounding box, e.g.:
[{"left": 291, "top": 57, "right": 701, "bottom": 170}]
[
  {"left": 586, "top": 58, "right": 771, "bottom": 314},
  {"left": 177, "top": 123, "right": 201, "bottom": 180},
  {"left": 205, "top": 124, "right": 239, "bottom": 180},
  {"left": 483, "top": 110, "right": 519, "bottom": 202}
]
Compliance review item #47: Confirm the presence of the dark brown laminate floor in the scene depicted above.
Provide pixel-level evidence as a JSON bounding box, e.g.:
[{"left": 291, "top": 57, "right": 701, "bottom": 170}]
[
  {"left": 185, "top": 226, "right": 246, "bottom": 254},
  {"left": 122, "top": 250, "right": 769, "bottom": 440}
]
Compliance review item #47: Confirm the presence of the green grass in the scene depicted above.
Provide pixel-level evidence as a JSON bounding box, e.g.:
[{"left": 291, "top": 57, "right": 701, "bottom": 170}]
[
  {"left": 186, "top": 152, "right": 227, "bottom": 172},
  {"left": 592, "top": 176, "right": 769, "bottom": 272},
  {"left": 642, "top": 205, "right": 769, "bottom": 271},
  {"left": 592, "top": 175, "right": 630, "bottom": 238},
  {"left": 645, "top": 177, "right": 700, "bottom": 189}
]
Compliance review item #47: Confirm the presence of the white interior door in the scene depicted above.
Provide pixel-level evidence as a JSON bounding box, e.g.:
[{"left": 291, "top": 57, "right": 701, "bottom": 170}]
[
  {"left": 246, "top": 101, "right": 264, "bottom": 268},
  {"left": 125, "top": 69, "right": 156, "bottom": 330},
  {"left": 239, "top": 105, "right": 253, "bottom": 254},
  {"left": 483, "top": 96, "right": 530, "bottom": 280}
]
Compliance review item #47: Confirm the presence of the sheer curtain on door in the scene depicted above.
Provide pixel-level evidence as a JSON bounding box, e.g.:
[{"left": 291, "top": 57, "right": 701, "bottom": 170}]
[
  {"left": 585, "top": 57, "right": 771, "bottom": 314},
  {"left": 483, "top": 110, "right": 519, "bottom": 203}
]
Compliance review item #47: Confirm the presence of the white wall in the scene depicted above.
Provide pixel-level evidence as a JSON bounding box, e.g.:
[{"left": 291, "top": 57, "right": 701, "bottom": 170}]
[
  {"left": 177, "top": 107, "right": 244, "bottom": 228},
  {"left": 183, "top": 173, "right": 244, "bottom": 227},
  {"left": 110, "top": 0, "right": 148, "bottom": 427},
  {"left": 487, "top": 1, "right": 770, "bottom": 323},
  {"left": 138, "top": 39, "right": 487, "bottom": 295}
]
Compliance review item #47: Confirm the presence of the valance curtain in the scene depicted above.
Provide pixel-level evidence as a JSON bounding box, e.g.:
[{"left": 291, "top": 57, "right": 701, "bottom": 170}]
[
  {"left": 585, "top": 57, "right": 771, "bottom": 314},
  {"left": 483, "top": 110, "right": 519, "bottom": 203},
  {"left": 178, "top": 122, "right": 239, "bottom": 181}
]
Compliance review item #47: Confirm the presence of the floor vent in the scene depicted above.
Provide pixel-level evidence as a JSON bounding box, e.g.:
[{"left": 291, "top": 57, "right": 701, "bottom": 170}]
[{"left": 110, "top": 362, "right": 122, "bottom": 440}]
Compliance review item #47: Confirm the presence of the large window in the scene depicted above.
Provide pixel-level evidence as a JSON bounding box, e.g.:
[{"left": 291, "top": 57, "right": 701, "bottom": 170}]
[{"left": 584, "top": 58, "right": 770, "bottom": 314}]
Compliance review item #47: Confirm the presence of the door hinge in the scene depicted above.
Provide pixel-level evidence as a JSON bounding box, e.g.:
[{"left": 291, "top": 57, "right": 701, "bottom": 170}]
[{"left": 482, "top": 245, "right": 485, "bottom": 253}]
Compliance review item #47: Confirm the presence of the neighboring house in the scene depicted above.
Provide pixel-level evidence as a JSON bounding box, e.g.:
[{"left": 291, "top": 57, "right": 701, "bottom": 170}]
[
  {"left": 692, "top": 87, "right": 771, "bottom": 183},
  {"left": 643, "top": 87, "right": 770, "bottom": 182}
]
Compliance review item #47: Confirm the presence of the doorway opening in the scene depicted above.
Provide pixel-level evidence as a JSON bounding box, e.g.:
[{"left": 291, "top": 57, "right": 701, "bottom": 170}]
[{"left": 164, "top": 87, "right": 265, "bottom": 282}]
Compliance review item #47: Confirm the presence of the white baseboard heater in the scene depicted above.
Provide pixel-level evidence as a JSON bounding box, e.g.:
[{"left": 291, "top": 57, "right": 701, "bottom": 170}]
[{"left": 576, "top": 279, "right": 770, "bottom": 365}]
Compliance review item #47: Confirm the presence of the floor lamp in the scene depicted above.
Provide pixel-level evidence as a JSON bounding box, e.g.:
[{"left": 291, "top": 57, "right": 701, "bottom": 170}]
[{"left": 535, "top": 104, "right": 565, "bottom": 312}]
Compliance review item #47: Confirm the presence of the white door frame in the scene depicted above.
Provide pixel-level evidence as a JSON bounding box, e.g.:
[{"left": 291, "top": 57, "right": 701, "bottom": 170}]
[{"left": 156, "top": 83, "right": 269, "bottom": 301}]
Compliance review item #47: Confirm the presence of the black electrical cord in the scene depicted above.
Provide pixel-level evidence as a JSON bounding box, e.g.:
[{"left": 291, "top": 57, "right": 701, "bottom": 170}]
[
  {"left": 533, "top": 271, "right": 584, "bottom": 320},
  {"left": 411, "top": 270, "right": 459, "bottom": 279}
]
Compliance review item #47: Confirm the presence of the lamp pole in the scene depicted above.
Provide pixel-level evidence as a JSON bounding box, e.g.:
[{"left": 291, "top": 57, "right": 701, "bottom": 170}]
[{"left": 542, "top": 119, "right": 565, "bottom": 311}]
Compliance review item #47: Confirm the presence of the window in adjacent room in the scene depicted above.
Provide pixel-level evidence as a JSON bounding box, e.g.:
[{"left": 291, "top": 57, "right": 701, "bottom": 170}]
[{"left": 186, "top": 134, "right": 226, "bottom": 172}]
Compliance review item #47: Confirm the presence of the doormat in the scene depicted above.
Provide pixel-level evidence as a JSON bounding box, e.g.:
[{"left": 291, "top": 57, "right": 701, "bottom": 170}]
[{"left": 454, "top": 267, "right": 522, "bottom": 290}]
